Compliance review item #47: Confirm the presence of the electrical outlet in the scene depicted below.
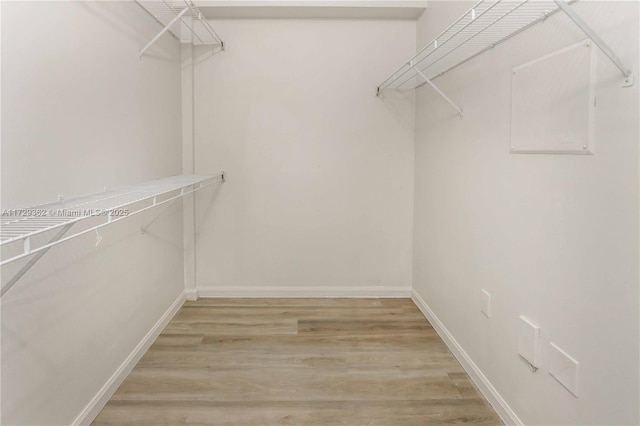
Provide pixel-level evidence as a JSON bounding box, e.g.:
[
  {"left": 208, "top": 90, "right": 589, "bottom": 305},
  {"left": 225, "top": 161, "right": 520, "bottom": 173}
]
[
  {"left": 518, "top": 316, "right": 541, "bottom": 369},
  {"left": 549, "top": 342, "right": 579, "bottom": 397},
  {"left": 481, "top": 289, "right": 492, "bottom": 318}
]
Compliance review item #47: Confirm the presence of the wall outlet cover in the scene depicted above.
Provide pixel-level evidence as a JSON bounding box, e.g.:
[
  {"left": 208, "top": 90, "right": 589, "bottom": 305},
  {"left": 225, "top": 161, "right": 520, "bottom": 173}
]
[
  {"left": 481, "top": 289, "right": 492, "bottom": 318},
  {"left": 549, "top": 342, "right": 579, "bottom": 397},
  {"left": 518, "top": 315, "right": 541, "bottom": 368}
]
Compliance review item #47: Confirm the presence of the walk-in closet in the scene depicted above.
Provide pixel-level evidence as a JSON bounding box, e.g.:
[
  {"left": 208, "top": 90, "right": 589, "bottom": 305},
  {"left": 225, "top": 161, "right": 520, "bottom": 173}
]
[{"left": 1, "top": 1, "right": 638, "bottom": 425}]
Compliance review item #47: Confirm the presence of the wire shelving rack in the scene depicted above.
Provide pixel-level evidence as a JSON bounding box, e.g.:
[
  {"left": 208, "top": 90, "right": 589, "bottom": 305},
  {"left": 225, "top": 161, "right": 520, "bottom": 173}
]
[
  {"left": 136, "top": 0, "right": 224, "bottom": 57},
  {"left": 376, "top": 0, "right": 633, "bottom": 117},
  {"left": 1, "top": 174, "right": 224, "bottom": 296}
]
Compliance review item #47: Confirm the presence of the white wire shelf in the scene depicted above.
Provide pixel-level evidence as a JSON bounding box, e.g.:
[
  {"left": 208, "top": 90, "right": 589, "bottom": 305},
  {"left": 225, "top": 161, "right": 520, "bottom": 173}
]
[
  {"left": 378, "top": 0, "right": 564, "bottom": 93},
  {"left": 377, "top": 0, "right": 633, "bottom": 115},
  {"left": 0, "top": 174, "right": 224, "bottom": 275},
  {"left": 136, "top": 0, "right": 224, "bottom": 57}
]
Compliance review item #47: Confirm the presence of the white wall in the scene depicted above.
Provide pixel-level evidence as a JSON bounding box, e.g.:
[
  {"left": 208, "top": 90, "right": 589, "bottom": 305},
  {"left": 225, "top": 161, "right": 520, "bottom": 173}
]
[
  {"left": 4, "top": 2, "right": 636, "bottom": 424},
  {"left": 1, "top": 2, "right": 184, "bottom": 424},
  {"left": 413, "top": 2, "right": 639, "bottom": 425},
  {"left": 190, "top": 19, "right": 416, "bottom": 296}
]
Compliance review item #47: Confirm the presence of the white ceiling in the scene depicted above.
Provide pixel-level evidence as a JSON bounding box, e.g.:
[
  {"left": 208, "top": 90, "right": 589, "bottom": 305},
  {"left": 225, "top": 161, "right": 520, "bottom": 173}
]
[{"left": 194, "top": 0, "right": 428, "bottom": 19}]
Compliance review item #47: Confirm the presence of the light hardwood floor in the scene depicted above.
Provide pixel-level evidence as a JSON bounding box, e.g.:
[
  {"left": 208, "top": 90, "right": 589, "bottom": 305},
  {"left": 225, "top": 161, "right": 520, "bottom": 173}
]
[{"left": 93, "top": 298, "right": 502, "bottom": 425}]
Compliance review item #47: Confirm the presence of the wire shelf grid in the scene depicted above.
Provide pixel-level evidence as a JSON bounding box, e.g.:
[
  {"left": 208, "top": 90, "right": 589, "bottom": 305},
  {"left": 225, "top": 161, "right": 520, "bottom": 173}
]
[
  {"left": 0, "top": 174, "right": 223, "bottom": 267},
  {"left": 378, "top": 0, "right": 563, "bottom": 92},
  {"left": 136, "top": 0, "right": 224, "bottom": 57}
]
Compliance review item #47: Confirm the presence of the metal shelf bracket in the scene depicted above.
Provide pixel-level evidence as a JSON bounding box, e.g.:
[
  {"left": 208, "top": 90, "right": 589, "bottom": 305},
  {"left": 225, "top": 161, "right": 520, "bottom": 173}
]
[
  {"left": 377, "top": 0, "right": 635, "bottom": 104},
  {"left": 1, "top": 223, "right": 74, "bottom": 297},
  {"left": 140, "top": 6, "right": 190, "bottom": 58},
  {"left": 0, "top": 174, "right": 225, "bottom": 296},
  {"left": 136, "top": 1, "right": 224, "bottom": 58},
  {"left": 554, "top": 0, "right": 633, "bottom": 87},
  {"left": 414, "top": 67, "right": 464, "bottom": 119}
]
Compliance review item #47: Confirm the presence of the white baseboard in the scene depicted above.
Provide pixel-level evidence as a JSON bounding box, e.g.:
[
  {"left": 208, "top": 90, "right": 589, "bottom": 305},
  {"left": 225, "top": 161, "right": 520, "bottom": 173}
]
[
  {"left": 410, "top": 289, "right": 522, "bottom": 426},
  {"left": 72, "top": 291, "right": 186, "bottom": 426},
  {"left": 197, "top": 285, "right": 412, "bottom": 298},
  {"left": 185, "top": 289, "right": 198, "bottom": 301},
  {"left": 71, "top": 287, "right": 515, "bottom": 424}
]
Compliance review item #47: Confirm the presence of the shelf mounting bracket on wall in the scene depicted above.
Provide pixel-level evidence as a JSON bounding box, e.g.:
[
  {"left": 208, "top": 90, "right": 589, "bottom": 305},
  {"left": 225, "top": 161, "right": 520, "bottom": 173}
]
[
  {"left": 1, "top": 223, "right": 75, "bottom": 297},
  {"left": 0, "top": 174, "right": 225, "bottom": 296},
  {"left": 414, "top": 67, "right": 464, "bottom": 118},
  {"left": 376, "top": 0, "right": 635, "bottom": 105},
  {"left": 140, "top": 6, "right": 191, "bottom": 57},
  {"left": 553, "top": 0, "right": 633, "bottom": 87},
  {"left": 136, "top": 0, "right": 224, "bottom": 59}
]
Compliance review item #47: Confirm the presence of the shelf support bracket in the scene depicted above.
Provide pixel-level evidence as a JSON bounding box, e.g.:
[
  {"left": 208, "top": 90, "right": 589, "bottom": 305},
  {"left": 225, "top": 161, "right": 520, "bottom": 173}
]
[
  {"left": 141, "top": 174, "right": 225, "bottom": 235},
  {"left": 139, "top": 6, "right": 190, "bottom": 58},
  {"left": 141, "top": 198, "right": 179, "bottom": 235},
  {"left": 414, "top": 68, "right": 463, "bottom": 118},
  {"left": 1, "top": 223, "right": 74, "bottom": 297},
  {"left": 554, "top": 0, "right": 633, "bottom": 87}
]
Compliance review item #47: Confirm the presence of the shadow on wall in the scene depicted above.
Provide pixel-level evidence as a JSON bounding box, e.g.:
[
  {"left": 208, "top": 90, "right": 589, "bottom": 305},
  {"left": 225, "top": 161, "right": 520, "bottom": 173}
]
[
  {"left": 82, "top": 1, "right": 179, "bottom": 62},
  {"left": 194, "top": 44, "right": 226, "bottom": 66},
  {"left": 377, "top": 88, "right": 416, "bottom": 138},
  {"left": 1, "top": 206, "right": 183, "bottom": 301},
  {"left": 195, "top": 179, "right": 225, "bottom": 242}
]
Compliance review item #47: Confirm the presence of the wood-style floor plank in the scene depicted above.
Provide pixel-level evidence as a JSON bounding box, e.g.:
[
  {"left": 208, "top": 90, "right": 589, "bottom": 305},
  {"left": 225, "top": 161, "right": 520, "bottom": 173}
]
[{"left": 93, "top": 298, "right": 501, "bottom": 425}]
